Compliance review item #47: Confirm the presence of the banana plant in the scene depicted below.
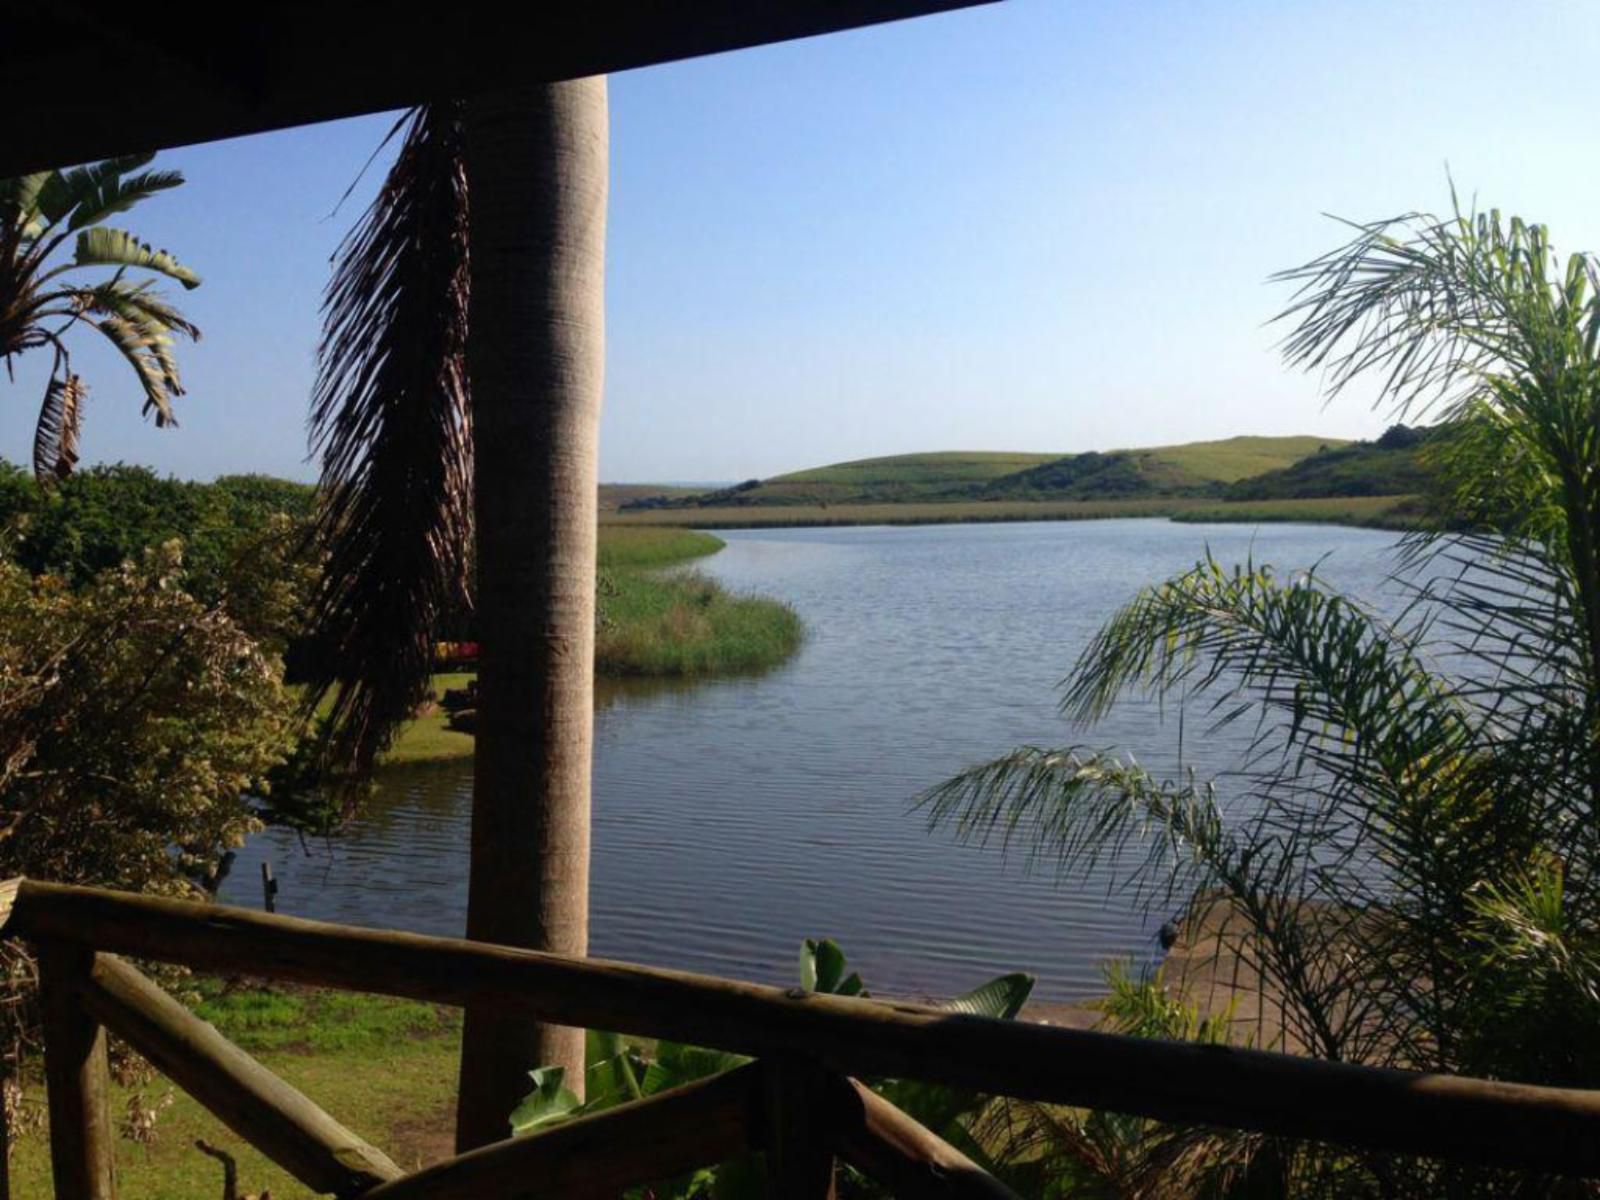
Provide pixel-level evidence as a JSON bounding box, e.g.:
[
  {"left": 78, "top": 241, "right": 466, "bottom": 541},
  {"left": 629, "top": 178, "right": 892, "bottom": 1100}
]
[
  {"left": 510, "top": 939, "right": 1034, "bottom": 1198},
  {"left": 0, "top": 154, "right": 201, "bottom": 482}
]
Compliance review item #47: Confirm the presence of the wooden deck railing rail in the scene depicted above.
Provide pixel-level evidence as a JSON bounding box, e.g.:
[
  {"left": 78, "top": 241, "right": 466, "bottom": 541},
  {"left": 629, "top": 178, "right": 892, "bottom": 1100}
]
[{"left": 5, "top": 878, "right": 1600, "bottom": 1199}]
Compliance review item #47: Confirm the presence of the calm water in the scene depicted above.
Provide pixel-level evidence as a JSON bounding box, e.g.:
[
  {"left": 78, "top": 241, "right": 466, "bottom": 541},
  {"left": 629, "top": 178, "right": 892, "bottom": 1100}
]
[{"left": 221, "top": 519, "right": 1403, "bottom": 1001}]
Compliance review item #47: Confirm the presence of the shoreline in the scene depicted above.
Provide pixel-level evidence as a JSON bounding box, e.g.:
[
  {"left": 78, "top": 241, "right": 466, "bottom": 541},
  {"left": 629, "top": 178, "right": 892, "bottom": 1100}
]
[{"left": 380, "top": 528, "right": 802, "bottom": 766}]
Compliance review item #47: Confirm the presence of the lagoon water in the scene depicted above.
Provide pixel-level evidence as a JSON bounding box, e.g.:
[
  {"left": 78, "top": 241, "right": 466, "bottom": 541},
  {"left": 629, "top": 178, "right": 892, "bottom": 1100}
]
[{"left": 221, "top": 519, "right": 1404, "bottom": 1001}]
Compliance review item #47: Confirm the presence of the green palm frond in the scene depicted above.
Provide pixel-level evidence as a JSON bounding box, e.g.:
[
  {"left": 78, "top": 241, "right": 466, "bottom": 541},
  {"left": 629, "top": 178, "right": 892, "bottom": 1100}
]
[
  {"left": 31, "top": 154, "right": 158, "bottom": 227},
  {"left": 2, "top": 153, "right": 198, "bottom": 466},
  {"left": 302, "top": 103, "right": 472, "bottom": 789},
  {"left": 0, "top": 172, "right": 56, "bottom": 238},
  {"left": 1063, "top": 555, "right": 1470, "bottom": 798},
  {"left": 919, "top": 746, "right": 1224, "bottom": 896},
  {"left": 70, "top": 227, "right": 199, "bottom": 289},
  {"left": 63, "top": 168, "right": 184, "bottom": 233},
  {"left": 33, "top": 373, "right": 85, "bottom": 482}
]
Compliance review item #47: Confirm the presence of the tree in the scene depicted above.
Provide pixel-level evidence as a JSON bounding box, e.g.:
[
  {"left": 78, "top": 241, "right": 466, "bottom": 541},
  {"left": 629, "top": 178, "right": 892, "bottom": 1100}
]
[
  {"left": 922, "top": 200, "right": 1600, "bottom": 1195},
  {"left": 0, "top": 155, "right": 201, "bottom": 482},
  {"left": 306, "top": 81, "right": 609, "bottom": 1150},
  {"left": 0, "top": 542, "right": 297, "bottom": 1078}
]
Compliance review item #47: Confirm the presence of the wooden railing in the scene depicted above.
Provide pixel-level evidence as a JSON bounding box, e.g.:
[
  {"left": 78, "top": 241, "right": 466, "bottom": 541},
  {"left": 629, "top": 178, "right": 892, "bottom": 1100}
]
[{"left": 6, "top": 878, "right": 1600, "bottom": 1199}]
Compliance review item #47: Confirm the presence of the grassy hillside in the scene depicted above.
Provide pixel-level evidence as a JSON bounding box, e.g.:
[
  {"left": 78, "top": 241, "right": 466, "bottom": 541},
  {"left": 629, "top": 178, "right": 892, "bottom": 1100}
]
[
  {"left": 1134, "top": 435, "right": 1345, "bottom": 484},
  {"left": 624, "top": 435, "right": 1350, "bottom": 512},
  {"left": 1223, "top": 428, "right": 1437, "bottom": 501},
  {"left": 773, "top": 450, "right": 1062, "bottom": 487}
]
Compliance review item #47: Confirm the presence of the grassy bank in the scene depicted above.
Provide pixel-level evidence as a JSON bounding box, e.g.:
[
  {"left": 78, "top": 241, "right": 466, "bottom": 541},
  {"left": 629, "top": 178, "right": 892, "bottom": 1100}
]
[
  {"left": 606, "top": 494, "right": 1421, "bottom": 531},
  {"left": 11, "top": 984, "right": 463, "bottom": 1199},
  {"left": 381, "top": 527, "right": 800, "bottom": 764},
  {"left": 597, "top": 568, "right": 804, "bottom": 676}
]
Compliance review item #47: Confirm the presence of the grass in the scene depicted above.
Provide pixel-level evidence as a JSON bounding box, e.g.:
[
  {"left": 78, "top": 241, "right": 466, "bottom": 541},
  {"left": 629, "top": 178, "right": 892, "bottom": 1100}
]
[
  {"left": 10, "top": 982, "right": 463, "bottom": 1199},
  {"left": 381, "top": 670, "right": 477, "bottom": 766},
  {"left": 377, "top": 526, "right": 801, "bottom": 763},
  {"left": 606, "top": 494, "right": 1420, "bottom": 530},
  {"left": 597, "top": 569, "right": 803, "bottom": 677},
  {"left": 1130, "top": 435, "right": 1348, "bottom": 484},
  {"left": 596, "top": 526, "right": 724, "bottom": 570},
  {"left": 771, "top": 450, "right": 1063, "bottom": 487},
  {"left": 1170, "top": 494, "right": 1426, "bottom": 529},
  {"left": 652, "top": 437, "right": 1350, "bottom": 509}
]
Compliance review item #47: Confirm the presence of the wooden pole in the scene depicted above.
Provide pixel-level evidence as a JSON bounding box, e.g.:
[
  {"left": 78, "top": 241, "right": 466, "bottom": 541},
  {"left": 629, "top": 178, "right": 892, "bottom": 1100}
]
[
  {"left": 361, "top": 1064, "right": 762, "bottom": 1200},
  {"left": 37, "top": 943, "right": 115, "bottom": 1200},
  {"left": 79, "top": 954, "right": 401, "bottom": 1197},
  {"left": 761, "top": 1060, "right": 835, "bottom": 1200},
  {"left": 827, "top": 1076, "right": 1020, "bottom": 1200},
  {"left": 11, "top": 881, "right": 1600, "bottom": 1176}
]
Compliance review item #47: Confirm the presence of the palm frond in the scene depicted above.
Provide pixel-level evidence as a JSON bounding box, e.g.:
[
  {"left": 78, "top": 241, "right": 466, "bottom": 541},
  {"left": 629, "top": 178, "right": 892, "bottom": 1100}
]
[
  {"left": 31, "top": 154, "right": 157, "bottom": 226},
  {"left": 81, "top": 278, "right": 201, "bottom": 341},
  {"left": 88, "top": 308, "right": 190, "bottom": 425},
  {"left": 302, "top": 103, "right": 472, "bottom": 789},
  {"left": 33, "top": 373, "right": 85, "bottom": 482},
  {"left": 918, "top": 747, "right": 1224, "bottom": 902},
  {"left": 0, "top": 172, "right": 56, "bottom": 238},
  {"left": 71, "top": 227, "right": 200, "bottom": 289},
  {"left": 65, "top": 169, "right": 185, "bottom": 233}
]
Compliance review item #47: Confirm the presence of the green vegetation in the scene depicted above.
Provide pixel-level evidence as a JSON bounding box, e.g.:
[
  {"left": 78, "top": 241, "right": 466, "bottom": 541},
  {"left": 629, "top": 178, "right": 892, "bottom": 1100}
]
[
  {"left": 1, "top": 155, "right": 201, "bottom": 483},
  {"left": 596, "top": 569, "right": 803, "bottom": 677},
  {"left": 1224, "top": 424, "right": 1438, "bottom": 501},
  {"left": 382, "top": 671, "right": 478, "bottom": 765},
  {"left": 378, "top": 528, "right": 802, "bottom": 763},
  {"left": 510, "top": 940, "right": 1035, "bottom": 1198},
  {"left": 597, "top": 526, "right": 724, "bottom": 569},
  {"left": 597, "top": 526, "right": 801, "bottom": 677},
  {"left": 622, "top": 436, "right": 1353, "bottom": 513},
  {"left": 1133, "top": 433, "right": 1341, "bottom": 483},
  {"left": 609, "top": 493, "right": 1417, "bottom": 530},
  {"left": 923, "top": 199, "right": 1600, "bottom": 1195},
  {"left": 11, "top": 984, "right": 463, "bottom": 1199}
]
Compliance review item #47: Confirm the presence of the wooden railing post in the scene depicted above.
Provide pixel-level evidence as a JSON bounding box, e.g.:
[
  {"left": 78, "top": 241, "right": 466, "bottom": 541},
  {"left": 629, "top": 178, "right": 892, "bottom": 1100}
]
[
  {"left": 38, "top": 944, "right": 115, "bottom": 1200},
  {"left": 762, "top": 1059, "right": 836, "bottom": 1200}
]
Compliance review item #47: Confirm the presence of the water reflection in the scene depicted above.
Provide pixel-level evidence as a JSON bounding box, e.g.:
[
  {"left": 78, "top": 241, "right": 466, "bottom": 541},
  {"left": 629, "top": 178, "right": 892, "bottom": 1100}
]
[{"left": 221, "top": 519, "right": 1405, "bottom": 1001}]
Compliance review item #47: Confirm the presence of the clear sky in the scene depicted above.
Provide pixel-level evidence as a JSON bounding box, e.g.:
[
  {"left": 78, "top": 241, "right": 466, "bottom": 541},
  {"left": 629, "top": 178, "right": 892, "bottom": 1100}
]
[{"left": 7, "top": 0, "right": 1600, "bottom": 483}]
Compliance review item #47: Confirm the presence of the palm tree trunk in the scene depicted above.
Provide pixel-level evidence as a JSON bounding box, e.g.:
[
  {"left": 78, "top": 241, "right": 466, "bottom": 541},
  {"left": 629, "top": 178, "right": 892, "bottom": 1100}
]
[{"left": 454, "top": 76, "right": 608, "bottom": 1152}]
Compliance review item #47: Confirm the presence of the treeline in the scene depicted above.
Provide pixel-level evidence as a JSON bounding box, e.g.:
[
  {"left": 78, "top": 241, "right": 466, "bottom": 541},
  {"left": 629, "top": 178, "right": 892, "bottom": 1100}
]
[{"left": 0, "top": 461, "right": 313, "bottom": 590}]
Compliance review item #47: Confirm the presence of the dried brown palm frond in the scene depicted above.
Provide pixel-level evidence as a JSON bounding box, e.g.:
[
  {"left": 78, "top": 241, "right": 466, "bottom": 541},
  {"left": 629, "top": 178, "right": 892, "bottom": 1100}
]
[
  {"left": 33, "top": 371, "right": 84, "bottom": 480},
  {"left": 303, "top": 103, "right": 472, "bottom": 791}
]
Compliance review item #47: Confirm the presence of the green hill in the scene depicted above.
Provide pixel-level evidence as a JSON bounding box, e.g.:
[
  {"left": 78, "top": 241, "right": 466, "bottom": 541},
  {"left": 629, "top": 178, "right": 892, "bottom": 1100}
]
[
  {"left": 1134, "top": 435, "right": 1344, "bottom": 484},
  {"left": 1223, "top": 426, "right": 1438, "bottom": 501},
  {"left": 620, "top": 436, "right": 1348, "bottom": 511}
]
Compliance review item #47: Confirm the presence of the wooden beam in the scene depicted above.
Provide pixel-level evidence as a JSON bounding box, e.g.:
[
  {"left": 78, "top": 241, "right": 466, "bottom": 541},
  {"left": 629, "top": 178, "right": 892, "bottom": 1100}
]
[
  {"left": 762, "top": 1059, "right": 836, "bottom": 1200},
  {"left": 37, "top": 943, "right": 116, "bottom": 1200},
  {"left": 359, "top": 1064, "right": 762, "bottom": 1200},
  {"left": 10, "top": 881, "right": 1600, "bottom": 1176},
  {"left": 0, "top": 2, "right": 998, "bottom": 176},
  {"left": 76, "top": 954, "right": 401, "bottom": 1197},
  {"left": 828, "top": 1076, "right": 1019, "bottom": 1200}
]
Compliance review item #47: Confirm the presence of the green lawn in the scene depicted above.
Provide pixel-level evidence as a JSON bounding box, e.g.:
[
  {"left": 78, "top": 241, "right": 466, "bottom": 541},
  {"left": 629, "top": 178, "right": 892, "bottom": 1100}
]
[{"left": 10, "top": 984, "right": 463, "bottom": 1200}]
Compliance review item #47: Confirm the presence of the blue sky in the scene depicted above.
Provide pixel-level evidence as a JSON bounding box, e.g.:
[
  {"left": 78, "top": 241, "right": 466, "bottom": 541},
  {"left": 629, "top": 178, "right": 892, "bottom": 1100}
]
[{"left": 7, "top": 0, "right": 1600, "bottom": 483}]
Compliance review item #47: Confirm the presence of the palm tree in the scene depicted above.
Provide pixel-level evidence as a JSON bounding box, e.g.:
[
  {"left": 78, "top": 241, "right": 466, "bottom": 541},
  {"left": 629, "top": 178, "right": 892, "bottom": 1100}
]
[
  {"left": 922, "top": 200, "right": 1600, "bottom": 1195},
  {"left": 305, "top": 80, "right": 609, "bottom": 1151},
  {"left": 0, "top": 154, "right": 201, "bottom": 482}
]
